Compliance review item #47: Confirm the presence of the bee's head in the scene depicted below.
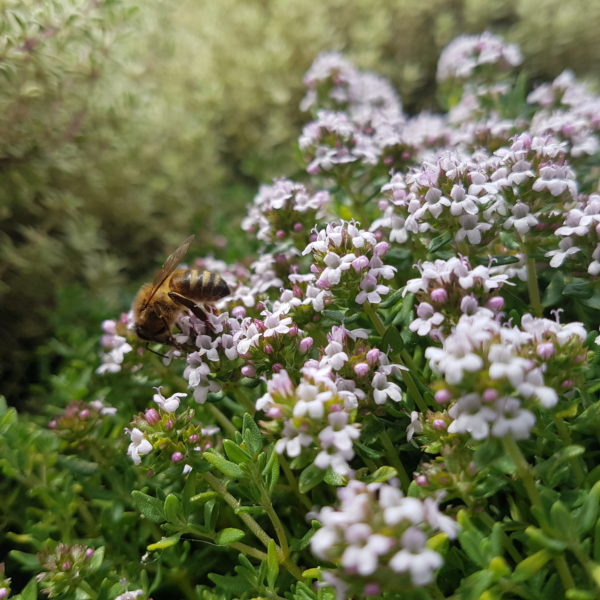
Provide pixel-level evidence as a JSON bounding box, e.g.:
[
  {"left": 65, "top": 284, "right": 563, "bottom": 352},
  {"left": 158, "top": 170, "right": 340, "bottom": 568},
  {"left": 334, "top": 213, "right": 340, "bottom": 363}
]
[{"left": 135, "top": 323, "right": 170, "bottom": 344}]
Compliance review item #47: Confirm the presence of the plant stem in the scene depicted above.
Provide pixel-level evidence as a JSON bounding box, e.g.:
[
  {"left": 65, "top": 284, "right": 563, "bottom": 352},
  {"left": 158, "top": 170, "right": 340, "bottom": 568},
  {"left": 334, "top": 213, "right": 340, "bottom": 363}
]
[
  {"left": 379, "top": 430, "right": 410, "bottom": 490},
  {"left": 280, "top": 456, "right": 312, "bottom": 510},
  {"left": 205, "top": 402, "right": 236, "bottom": 437},
  {"left": 525, "top": 253, "right": 543, "bottom": 317},
  {"left": 553, "top": 416, "right": 585, "bottom": 486},
  {"left": 202, "top": 471, "right": 303, "bottom": 581}
]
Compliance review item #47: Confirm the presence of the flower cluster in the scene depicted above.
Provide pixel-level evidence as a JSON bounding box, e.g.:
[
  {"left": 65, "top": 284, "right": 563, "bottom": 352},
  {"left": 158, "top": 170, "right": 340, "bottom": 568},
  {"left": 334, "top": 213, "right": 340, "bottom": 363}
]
[
  {"left": 96, "top": 315, "right": 134, "bottom": 375},
  {"left": 311, "top": 480, "right": 458, "bottom": 596},
  {"left": 547, "top": 193, "right": 600, "bottom": 274},
  {"left": 436, "top": 31, "right": 522, "bottom": 85},
  {"left": 257, "top": 364, "right": 361, "bottom": 475},
  {"left": 424, "top": 311, "right": 587, "bottom": 440},
  {"left": 127, "top": 388, "right": 220, "bottom": 472},
  {"left": 303, "top": 220, "right": 395, "bottom": 307},
  {"left": 36, "top": 544, "right": 99, "bottom": 598},
  {"left": 241, "top": 179, "right": 331, "bottom": 248},
  {"left": 404, "top": 256, "right": 511, "bottom": 339},
  {"left": 49, "top": 398, "right": 117, "bottom": 443},
  {"left": 373, "top": 132, "right": 579, "bottom": 260}
]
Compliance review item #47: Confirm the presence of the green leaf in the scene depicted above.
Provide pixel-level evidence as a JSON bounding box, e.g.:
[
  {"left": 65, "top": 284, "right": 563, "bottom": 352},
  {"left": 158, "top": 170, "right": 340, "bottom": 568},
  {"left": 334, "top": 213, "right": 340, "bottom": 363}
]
[
  {"left": 147, "top": 535, "right": 181, "bottom": 551},
  {"left": 267, "top": 539, "right": 279, "bottom": 588},
  {"left": 513, "top": 549, "right": 553, "bottom": 582},
  {"left": 88, "top": 546, "right": 105, "bottom": 572},
  {"left": 576, "top": 481, "right": 600, "bottom": 536},
  {"left": 131, "top": 491, "right": 165, "bottom": 523},
  {"left": 366, "top": 466, "right": 397, "bottom": 483},
  {"left": 321, "top": 310, "right": 346, "bottom": 323},
  {"left": 7, "top": 550, "right": 41, "bottom": 571},
  {"left": 223, "top": 440, "right": 252, "bottom": 464},
  {"left": 550, "top": 500, "right": 577, "bottom": 542},
  {"left": 573, "top": 403, "right": 600, "bottom": 434},
  {"left": 242, "top": 413, "right": 263, "bottom": 455},
  {"left": 298, "top": 464, "right": 325, "bottom": 494},
  {"left": 208, "top": 573, "right": 248, "bottom": 595},
  {"left": 163, "top": 493, "right": 184, "bottom": 525},
  {"left": 563, "top": 280, "right": 593, "bottom": 298},
  {"left": 379, "top": 288, "right": 403, "bottom": 308},
  {"left": 203, "top": 450, "right": 245, "bottom": 479},
  {"left": 56, "top": 455, "right": 98, "bottom": 475},
  {"left": 428, "top": 231, "right": 452, "bottom": 253},
  {"left": 382, "top": 325, "right": 404, "bottom": 352},
  {"left": 17, "top": 577, "right": 38, "bottom": 600},
  {"left": 324, "top": 468, "right": 346, "bottom": 486},
  {"left": 215, "top": 527, "right": 245, "bottom": 545},
  {"left": 542, "top": 270, "right": 564, "bottom": 307}
]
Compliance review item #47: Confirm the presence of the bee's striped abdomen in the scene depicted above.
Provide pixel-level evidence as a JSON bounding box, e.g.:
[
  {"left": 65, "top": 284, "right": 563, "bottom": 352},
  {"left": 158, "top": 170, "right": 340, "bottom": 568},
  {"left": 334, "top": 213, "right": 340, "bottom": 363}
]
[{"left": 170, "top": 269, "right": 230, "bottom": 303}]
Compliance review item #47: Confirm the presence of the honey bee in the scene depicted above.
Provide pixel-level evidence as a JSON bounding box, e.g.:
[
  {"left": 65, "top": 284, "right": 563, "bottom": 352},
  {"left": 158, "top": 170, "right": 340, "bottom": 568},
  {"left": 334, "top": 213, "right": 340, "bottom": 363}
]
[{"left": 133, "top": 235, "right": 230, "bottom": 345}]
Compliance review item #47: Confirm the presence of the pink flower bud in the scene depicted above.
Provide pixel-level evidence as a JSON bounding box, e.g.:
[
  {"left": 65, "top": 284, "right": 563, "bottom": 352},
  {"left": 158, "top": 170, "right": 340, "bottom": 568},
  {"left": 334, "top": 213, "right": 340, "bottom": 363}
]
[
  {"left": 263, "top": 344, "right": 274, "bottom": 355},
  {"left": 434, "top": 389, "right": 451, "bottom": 404},
  {"left": 78, "top": 409, "right": 90, "bottom": 420},
  {"left": 309, "top": 233, "right": 318, "bottom": 242},
  {"left": 272, "top": 363, "right": 283, "bottom": 373},
  {"left": 432, "top": 419, "right": 447, "bottom": 430},
  {"left": 482, "top": 388, "right": 498, "bottom": 403},
  {"left": 62, "top": 561, "right": 72, "bottom": 571},
  {"left": 536, "top": 342, "right": 555, "bottom": 359},
  {"left": 231, "top": 305, "right": 246, "bottom": 319},
  {"left": 266, "top": 406, "right": 283, "bottom": 419},
  {"left": 402, "top": 151, "right": 411, "bottom": 160},
  {"left": 0, "top": 588, "right": 9, "bottom": 600},
  {"left": 366, "top": 348, "right": 381, "bottom": 365},
  {"left": 241, "top": 365, "right": 256, "bottom": 377},
  {"left": 415, "top": 475, "right": 428, "bottom": 486},
  {"left": 374, "top": 241, "right": 389, "bottom": 257},
  {"left": 293, "top": 222, "right": 303, "bottom": 232},
  {"left": 288, "top": 325, "right": 298, "bottom": 337},
  {"left": 328, "top": 403, "right": 342, "bottom": 412},
  {"left": 49, "top": 419, "right": 58, "bottom": 429},
  {"left": 188, "top": 433, "right": 199, "bottom": 443},
  {"left": 575, "top": 354, "right": 587, "bottom": 363},
  {"left": 487, "top": 296, "right": 505, "bottom": 310},
  {"left": 171, "top": 451, "right": 184, "bottom": 463},
  {"left": 353, "top": 362, "right": 370, "bottom": 377},
  {"left": 299, "top": 337, "right": 314, "bottom": 353},
  {"left": 352, "top": 255, "right": 370, "bottom": 273},
  {"left": 364, "top": 583, "right": 381, "bottom": 596},
  {"left": 145, "top": 408, "right": 161, "bottom": 425},
  {"left": 561, "top": 380, "right": 574, "bottom": 389},
  {"left": 256, "top": 302, "right": 266, "bottom": 312},
  {"left": 165, "top": 419, "right": 174, "bottom": 430},
  {"left": 430, "top": 287, "right": 448, "bottom": 304},
  {"left": 85, "top": 548, "right": 95, "bottom": 559},
  {"left": 276, "top": 230, "right": 286, "bottom": 239},
  {"left": 101, "top": 319, "right": 117, "bottom": 334}
]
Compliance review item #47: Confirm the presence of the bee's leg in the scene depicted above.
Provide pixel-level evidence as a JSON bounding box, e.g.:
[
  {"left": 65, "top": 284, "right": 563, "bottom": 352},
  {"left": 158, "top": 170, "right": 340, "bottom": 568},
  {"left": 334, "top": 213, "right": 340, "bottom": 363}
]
[{"left": 168, "top": 292, "right": 214, "bottom": 332}]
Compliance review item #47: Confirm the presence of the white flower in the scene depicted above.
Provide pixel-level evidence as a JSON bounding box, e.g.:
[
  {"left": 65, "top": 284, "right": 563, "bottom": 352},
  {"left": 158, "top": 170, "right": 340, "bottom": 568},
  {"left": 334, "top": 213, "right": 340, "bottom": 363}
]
[
  {"left": 275, "top": 421, "right": 313, "bottom": 457},
  {"left": 152, "top": 387, "right": 186, "bottom": 413},
  {"left": 127, "top": 428, "right": 152, "bottom": 465},
  {"left": 372, "top": 372, "right": 403, "bottom": 404},
  {"left": 490, "top": 397, "right": 536, "bottom": 439},
  {"left": 115, "top": 591, "right": 145, "bottom": 600},
  {"left": 447, "top": 394, "right": 496, "bottom": 440}
]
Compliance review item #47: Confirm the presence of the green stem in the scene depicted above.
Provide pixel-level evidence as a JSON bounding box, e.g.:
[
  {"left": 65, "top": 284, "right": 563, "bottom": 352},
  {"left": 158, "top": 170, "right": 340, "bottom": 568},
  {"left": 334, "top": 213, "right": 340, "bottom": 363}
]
[
  {"left": 364, "top": 301, "right": 429, "bottom": 412},
  {"left": 478, "top": 512, "right": 522, "bottom": 563},
  {"left": 205, "top": 403, "right": 236, "bottom": 437},
  {"left": 553, "top": 416, "right": 585, "bottom": 486},
  {"left": 262, "top": 496, "right": 290, "bottom": 559},
  {"left": 502, "top": 436, "right": 545, "bottom": 525},
  {"left": 380, "top": 430, "right": 410, "bottom": 490},
  {"left": 503, "top": 437, "right": 577, "bottom": 593},
  {"left": 280, "top": 456, "right": 312, "bottom": 510},
  {"left": 202, "top": 471, "right": 303, "bottom": 581},
  {"left": 525, "top": 253, "right": 543, "bottom": 317}
]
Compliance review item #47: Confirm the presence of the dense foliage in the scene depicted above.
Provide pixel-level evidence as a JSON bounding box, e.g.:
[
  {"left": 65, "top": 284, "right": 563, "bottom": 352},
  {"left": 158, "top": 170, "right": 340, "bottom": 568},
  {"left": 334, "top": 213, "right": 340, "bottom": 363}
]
[
  {"left": 3, "top": 0, "right": 600, "bottom": 402},
  {"left": 3, "top": 27, "right": 600, "bottom": 600}
]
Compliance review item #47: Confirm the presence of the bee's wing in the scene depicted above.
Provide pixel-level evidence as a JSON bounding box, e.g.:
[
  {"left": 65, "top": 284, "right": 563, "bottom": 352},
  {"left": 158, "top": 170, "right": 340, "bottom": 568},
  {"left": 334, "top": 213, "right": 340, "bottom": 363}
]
[{"left": 142, "top": 235, "right": 195, "bottom": 310}]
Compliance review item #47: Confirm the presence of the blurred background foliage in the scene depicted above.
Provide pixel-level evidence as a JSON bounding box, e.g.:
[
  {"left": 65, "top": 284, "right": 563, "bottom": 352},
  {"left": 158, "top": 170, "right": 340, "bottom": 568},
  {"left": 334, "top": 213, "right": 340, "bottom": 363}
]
[{"left": 2, "top": 0, "right": 600, "bottom": 405}]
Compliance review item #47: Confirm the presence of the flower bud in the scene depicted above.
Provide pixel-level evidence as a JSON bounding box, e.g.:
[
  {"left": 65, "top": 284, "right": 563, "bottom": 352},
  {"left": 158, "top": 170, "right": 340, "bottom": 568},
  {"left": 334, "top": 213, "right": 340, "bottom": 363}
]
[
  {"left": 536, "top": 342, "right": 555, "bottom": 359},
  {"left": 0, "top": 588, "right": 9, "bottom": 600},
  {"left": 460, "top": 295, "right": 479, "bottom": 315},
  {"left": 101, "top": 319, "right": 117, "bottom": 335},
  {"left": 434, "top": 389, "right": 451, "bottom": 404},
  {"left": 430, "top": 287, "right": 448, "bottom": 304},
  {"left": 266, "top": 406, "right": 283, "bottom": 419},
  {"left": 487, "top": 296, "right": 505, "bottom": 311},
  {"left": 263, "top": 344, "right": 274, "bottom": 355},
  {"left": 276, "top": 230, "right": 286, "bottom": 239},
  {"left": 364, "top": 583, "right": 381, "bottom": 596},
  {"left": 241, "top": 365, "right": 256, "bottom": 377},
  {"left": 482, "top": 388, "right": 498, "bottom": 403},
  {"left": 374, "top": 241, "right": 389, "bottom": 257},
  {"left": 353, "top": 362, "right": 370, "bottom": 377},
  {"left": 432, "top": 419, "right": 447, "bottom": 430},
  {"left": 273, "top": 363, "right": 283, "bottom": 373},
  {"left": 171, "top": 451, "right": 184, "bottom": 463},
  {"left": 561, "top": 380, "right": 574, "bottom": 389},
  {"left": 145, "top": 408, "right": 161, "bottom": 425},
  {"left": 85, "top": 548, "right": 95, "bottom": 559},
  {"left": 299, "top": 337, "right": 314, "bottom": 353},
  {"left": 288, "top": 325, "right": 298, "bottom": 337},
  {"left": 62, "top": 561, "right": 72, "bottom": 571},
  {"left": 352, "top": 255, "right": 370, "bottom": 273},
  {"left": 78, "top": 409, "right": 90, "bottom": 420},
  {"left": 366, "top": 348, "right": 380, "bottom": 365},
  {"left": 415, "top": 475, "right": 428, "bottom": 487},
  {"left": 293, "top": 222, "right": 303, "bottom": 232}
]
